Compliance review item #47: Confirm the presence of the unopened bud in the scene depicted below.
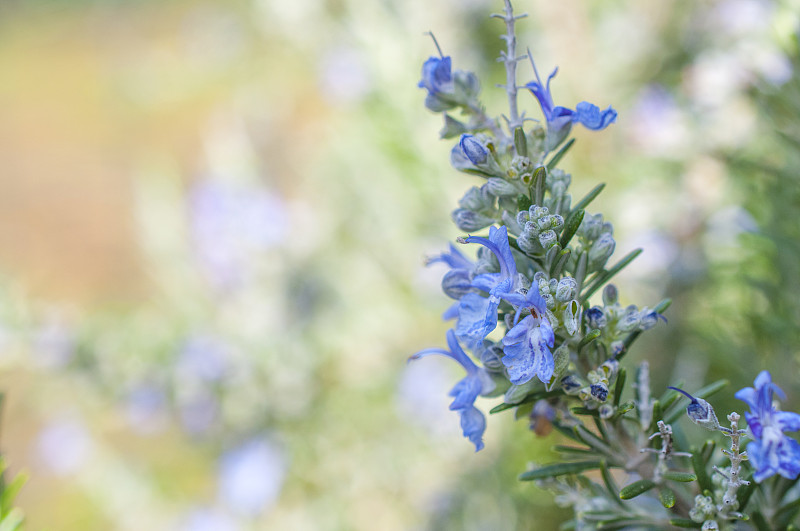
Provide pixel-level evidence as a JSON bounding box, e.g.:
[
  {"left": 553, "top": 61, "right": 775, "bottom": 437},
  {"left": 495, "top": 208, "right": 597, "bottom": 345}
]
[
  {"left": 585, "top": 307, "right": 607, "bottom": 329},
  {"left": 668, "top": 387, "right": 721, "bottom": 431},
  {"left": 459, "top": 134, "right": 488, "bottom": 165},
  {"left": 602, "top": 284, "right": 618, "bottom": 305},
  {"left": 555, "top": 277, "right": 578, "bottom": 302}
]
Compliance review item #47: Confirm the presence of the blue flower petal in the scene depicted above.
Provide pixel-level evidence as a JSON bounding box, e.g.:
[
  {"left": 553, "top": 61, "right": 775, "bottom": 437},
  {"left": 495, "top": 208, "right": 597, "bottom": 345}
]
[
  {"left": 573, "top": 102, "right": 617, "bottom": 130},
  {"left": 459, "top": 406, "right": 486, "bottom": 452}
]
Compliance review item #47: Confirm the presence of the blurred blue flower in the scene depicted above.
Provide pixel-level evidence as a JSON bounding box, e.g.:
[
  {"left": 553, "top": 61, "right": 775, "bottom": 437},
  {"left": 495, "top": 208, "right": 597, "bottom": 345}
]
[
  {"left": 189, "top": 179, "right": 287, "bottom": 289},
  {"left": 179, "top": 390, "right": 219, "bottom": 435},
  {"left": 218, "top": 437, "right": 287, "bottom": 517},
  {"left": 125, "top": 384, "right": 168, "bottom": 435},
  {"left": 177, "top": 335, "right": 230, "bottom": 383},
  {"left": 455, "top": 226, "right": 518, "bottom": 345},
  {"left": 500, "top": 287, "right": 555, "bottom": 385},
  {"left": 525, "top": 62, "right": 617, "bottom": 146},
  {"left": 410, "top": 329, "right": 495, "bottom": 451},
  {"left": 418, "top": 56, "right": 453, "bottom": 95},
  {"left": 735, "top": 371, "right": 800, "bottom": 482},
  {"left": 37, "top": 417, "right": 93, "bottom": 476},
  {"left": 179, "top": 507, "right": 237, "bottom": 531}
]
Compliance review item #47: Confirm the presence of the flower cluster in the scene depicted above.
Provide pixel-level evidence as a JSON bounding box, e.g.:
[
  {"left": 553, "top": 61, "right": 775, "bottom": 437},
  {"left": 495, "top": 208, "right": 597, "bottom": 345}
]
[{"left": 735, "top": 371, "right": 800, "bottom": 482}]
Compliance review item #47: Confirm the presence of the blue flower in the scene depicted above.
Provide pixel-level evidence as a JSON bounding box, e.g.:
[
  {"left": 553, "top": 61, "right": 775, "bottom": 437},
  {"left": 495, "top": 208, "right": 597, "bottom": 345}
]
[
  {"left": 410, "top": 329, "right": 495, "bottom": 451},
  {"left": 426, "top": 243, "right": 476, "bottom": 300},
  {"left": 418, "top": 56, "right": 453, "bottom": 95},
  {"left": 459, "top": 134, "right": 489, "bottom": 165},
  {"left": 735, "top": 371, "right": 800, "bottom": 482},
  {"left": 454, "top": 226, "right": 518, "bottom": 346},
  {"left": 500, "top": 287, "right": 555, "bottom": 385},
  {"left": 525, "top": 62, "right": 617, "bottom": 146}
]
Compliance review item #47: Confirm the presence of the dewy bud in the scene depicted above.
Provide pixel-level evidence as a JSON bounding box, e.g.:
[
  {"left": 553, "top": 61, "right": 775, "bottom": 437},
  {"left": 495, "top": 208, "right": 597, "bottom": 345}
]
[
  {"left": 585, "top": 306, "right": 607, "bottom": 329},
  {"left": 602, "top": 284, "right": 618, "bottom": 306},
  {"left": 452, "top": 208, "right": 494, "bottom": 231},
  {"left": 441, "top": 269, "right": 473, "bottom": 299},
  {"left": 459, "top": 134, "right": 489, "bottom": 165},
  {"left": 555, "top": 277, "right": 578, "bottom": 302},
  {"left": 485, "top": 178, "right": 519, "bottom": 197},
  {"left": 668, "top": 387, "right": 721, "bottom": 431},
  {"left": 538, "top": 230, "right": 557, "bottom": 249},
  {"left": 562, "top": 300, "right": 580, "bottom": 336},
  {"left": 588, "top": 232, "right": 616, "bottom": 267}
]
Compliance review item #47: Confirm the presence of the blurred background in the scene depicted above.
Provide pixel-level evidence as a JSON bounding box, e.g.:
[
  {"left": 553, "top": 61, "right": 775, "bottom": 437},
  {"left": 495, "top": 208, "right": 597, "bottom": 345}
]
[{"left": 0, "top": 0, "right": 798, "bottom": 529}]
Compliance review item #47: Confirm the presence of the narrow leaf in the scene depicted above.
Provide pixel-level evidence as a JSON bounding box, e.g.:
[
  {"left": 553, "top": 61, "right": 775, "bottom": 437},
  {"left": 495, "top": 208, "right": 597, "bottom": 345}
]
[
  {"left": 560, "top": 209, "right": 585, "bottom": 248},
  {"left": 613, "top": 368, "right": 626, "bottom": 407},
  {"left": 662, "top": 471, "right": 696, "bottom": 483},
  {"left": 691, "top": 447, "right": 713, "bottom": 493},
  {"left": 546, "top": 138, "right": 575, "bottom": 170},
  {"left": 659, "top": 488, "right": 676, "bottom": 508},
  {"left": 669, "top": 519, "right": 702, "bottom": 528},
  {"left": 519, "top": 460, "right": 603, "bottom": 481},
  {"left": 578, "top": 329, "right": 602, "bottom": 352},
  {"left": 582, "top": 249, "right": 643, "bottom": 301},
  {"left": 514, "top": 126, "right": 528, "bottom": 157},
  {"left": 619, "top": 479, "right": 656, "bottom": 500},
  {"left": 571, "top": 182, "right": 605, "bottom": 214}
]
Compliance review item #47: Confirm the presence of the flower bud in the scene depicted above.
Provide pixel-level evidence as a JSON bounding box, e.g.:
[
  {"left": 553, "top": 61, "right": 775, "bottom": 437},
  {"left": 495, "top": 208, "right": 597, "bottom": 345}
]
[
  {"left": 610, "top": 340, "right": 625, "bottom": 356},
  {"left": 504, "top": 379, "right": 537, "bottom": 405},
  {"left": 617, "top": 311, "right": 641, "bottom": 333},
  {"left": 441, "top": 269, "right": 473, "bottom": 299},
  {"left": 555, "top": 277, "right": 578, "bottom": 302},
  {"left": 561, "top": 375, "right": 583, "bottom": 395},
  {"left": 585, "top": 307, "right": 606, "bottom": 329},
  {"left": 452, "top": 208, "right": 493, "bottom": 231},
  {"left": 459, "top": 134, "right": 489, "bottom": 165},
  {"left": 479, "top": 343, "right": 504, "bottom": 370},
  {"left": 562, "top": 300, "right": 580, "bottom": 336},
  {"left": 599, "top": 404, "right": 614, "bottom": 419},
  {"left": 486, "top": 178, "right": 519, "bottom": 197},
  {"left": 602, "top": 284, "right": 618, "bottom": 306},
  {"left": 668, "top": 387, "right": 721, "bottom": 431},
  {"left": 590, "top": 382, "right": 609, "bottom": 402},
  {"left": 538, "top": 230, "right": 557, "bottom": 249},
  {"left": 509, "top": 156, "right": 533, "bottom": 180},
  {"left": 453, "top": 69, "right": 480, "bottom": 101},
  {"left": 588, "top": 233, "right": 616, "bottom": 267}
]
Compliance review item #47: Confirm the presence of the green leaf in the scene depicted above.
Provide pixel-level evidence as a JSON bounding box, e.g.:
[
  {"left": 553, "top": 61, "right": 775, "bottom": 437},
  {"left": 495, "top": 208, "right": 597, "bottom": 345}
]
[
  {"left": 775, "top": 495, "right": 800, "bottom": 528},
  {"left": 581, "top": 249, "right": 643, "bottom": 302},
  {"left": 578, "top": 329, "right": 602, "bottom": 352},
  {"left": 751, "top": 511, "right": 771, "bottom": 531},
  {"left": 619, "top": 479, "right": 656, "bottom": 500},
  {"left": 0, "top": 509, "right": 24, "bottom": 531},
  {"left": 669, "top": 518, "right": 702, "bottom": 528},
  {"left": 519, "top": 460, "right": 603, "bottom": 481},
  {"left": 609, "top": 400, "right": 635, "bottom": 421},
  {"left": 613, "top": 368, "right": 626, "bottom": 407},
  {"left": 550, "top": 248, "right": 572, "bottom": 277},
  {"left": 691, "top": 447, "right": 713, "bottom": 494},
  {"left": 514, "top": 126, "right": 528, "bottom": 157},
  {"left": 659, "top": 488, "right": 676, "bottom": 508},
  {"left": 546, "top": 138, "right": 575, "bottom": 170},
  {"left": 571, "top": 407, "right": 600, "bottom": 417},
  {"left": 571, "top": 182, "right": 605, "bottom": 214},
  {"left": 559, "top": 209, "right": 585, "bottom": 248},
  {"left": 662, "top": 471, "right": 697, "bottom": 482},
  {"left": 517, "top": 193, "right": 532, "bottom": 212},
  {"left": 553, "top": 445, "right": 595, "bottom": 456}
]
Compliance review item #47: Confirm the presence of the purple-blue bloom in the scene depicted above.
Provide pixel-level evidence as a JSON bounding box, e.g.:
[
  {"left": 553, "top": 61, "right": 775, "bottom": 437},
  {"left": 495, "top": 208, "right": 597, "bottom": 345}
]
[
  {"left": 418, "top": 56, "right": 453, "bottom": 95},
  {"left": 500, "top": 287, "right": 555, "bottom": 385},
  {"left": 454, "top": 226, "right": 518, "bottom": 346},
  {"left": 735, "top": 371, "right": 800, "bottom": 482},
  {"left": 525, "top": 62, "right": 617, "bottom": 144},
  {"left": 410, "top": 329, "right": 495, "bottom": 451}
]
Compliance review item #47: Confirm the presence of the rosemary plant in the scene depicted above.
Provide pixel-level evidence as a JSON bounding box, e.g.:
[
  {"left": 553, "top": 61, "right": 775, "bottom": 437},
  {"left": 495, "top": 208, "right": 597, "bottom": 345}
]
[{"left": 410, "top": 1, "right": 800, "bottom": 529}]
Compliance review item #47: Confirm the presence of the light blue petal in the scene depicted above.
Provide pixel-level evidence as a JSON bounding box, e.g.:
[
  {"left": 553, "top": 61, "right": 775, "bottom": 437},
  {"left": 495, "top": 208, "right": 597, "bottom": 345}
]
[
  {"left": 529, "top": 326, "right": 555, "bottom": 383},
  {"left": 449, "top": 376, "right": 482, "bottom": 411},
  {"left": 442, "top": 301, "right": 459, "bottom": 321},
  {"left": 501, "top": 339, "right": 537, "bottom": 385},
  {"left": 444, "top": 329, "right": 478, "bottom": 374},
  {"left": 734, "top": 386, "right": 758, "bottom": 411},
  {"left": 776, "top": 437, "right": 800, "bottom": 479},
  {"left": 455, "top": 293, "right": 500, "bottom": 342},
  {"left": 459, "top": 406, "right": 486, "bottom": 451},
  {"left": 776, "top": 411, "right": 800, "bottom": 433},
  {"left": 573, "top": 102, "right": 617, "bottom": 130}
]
